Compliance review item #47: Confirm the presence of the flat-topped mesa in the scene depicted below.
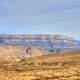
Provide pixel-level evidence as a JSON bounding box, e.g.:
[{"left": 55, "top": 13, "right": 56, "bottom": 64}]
[
  {"left": 53, "top": 35, "right": 73, "bottom": 40},
  {"left": 0, "top": 34, "right": 79, "bottom": 52},
  {"left": 0, "top": 34, "right": 73, "bottom": 40}
]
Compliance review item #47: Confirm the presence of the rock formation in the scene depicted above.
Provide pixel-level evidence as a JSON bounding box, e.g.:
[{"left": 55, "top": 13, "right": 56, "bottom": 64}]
[{"left": 0, "top": 34, "right": 80, "bottom": 52}]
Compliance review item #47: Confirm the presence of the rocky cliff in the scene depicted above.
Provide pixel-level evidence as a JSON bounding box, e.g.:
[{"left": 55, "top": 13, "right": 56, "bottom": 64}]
[{"left": 0, "top": 34, "right": 80, "bottom": 52}]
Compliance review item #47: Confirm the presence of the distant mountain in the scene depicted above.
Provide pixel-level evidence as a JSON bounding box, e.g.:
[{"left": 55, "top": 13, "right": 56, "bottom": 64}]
[{"left": 0, "top": 34, "right": 80, "bottom": 52}]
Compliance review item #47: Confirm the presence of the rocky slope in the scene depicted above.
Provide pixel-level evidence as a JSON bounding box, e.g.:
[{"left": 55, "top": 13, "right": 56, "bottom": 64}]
[
  {"left": 0, "top": 46, "right": 46, "bottom": 61},
  {"left": 0, "top": 34, "right": 80, "bottom": 52}
]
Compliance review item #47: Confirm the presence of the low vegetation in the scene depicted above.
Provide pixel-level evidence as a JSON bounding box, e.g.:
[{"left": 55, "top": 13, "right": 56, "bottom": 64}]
[{"left": 0, "top": 52, "right": 80, "bottom": 80}]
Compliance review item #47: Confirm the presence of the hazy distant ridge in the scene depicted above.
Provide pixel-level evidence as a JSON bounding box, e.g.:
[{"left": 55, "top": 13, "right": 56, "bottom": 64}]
[{"left": 0, "top": 34, "right": 80, "bottom": 52}]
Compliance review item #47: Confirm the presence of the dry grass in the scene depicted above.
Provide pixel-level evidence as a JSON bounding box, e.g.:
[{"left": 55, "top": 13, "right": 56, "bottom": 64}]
[{"left": 0, "top": 52, "right": 80, "bottom": 80}]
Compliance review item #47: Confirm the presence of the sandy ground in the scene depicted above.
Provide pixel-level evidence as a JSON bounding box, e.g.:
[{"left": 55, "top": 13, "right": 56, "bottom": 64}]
[{"left": 0, "top": 52, "right": 80, "bottom": 80}]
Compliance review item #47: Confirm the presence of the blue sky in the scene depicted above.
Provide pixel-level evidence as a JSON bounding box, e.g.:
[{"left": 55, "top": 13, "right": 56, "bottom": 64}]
[{"left": 0, "top": 0, "right": 80, "bottom": 40}]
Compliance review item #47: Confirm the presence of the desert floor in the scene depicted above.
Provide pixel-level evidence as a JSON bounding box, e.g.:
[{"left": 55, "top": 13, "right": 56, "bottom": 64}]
[{"left": 0, "top": 52, "right": 80, "bottom": 80}]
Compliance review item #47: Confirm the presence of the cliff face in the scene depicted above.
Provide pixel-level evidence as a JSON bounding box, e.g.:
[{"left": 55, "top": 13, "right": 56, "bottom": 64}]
[{"left": 0, "top": 34, "right": 80, "bottom": 52}]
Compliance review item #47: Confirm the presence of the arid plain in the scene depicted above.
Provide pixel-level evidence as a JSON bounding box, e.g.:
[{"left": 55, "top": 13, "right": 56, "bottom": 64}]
[{"left": 0, "top": 46, "right": 80, "bottom": 80}]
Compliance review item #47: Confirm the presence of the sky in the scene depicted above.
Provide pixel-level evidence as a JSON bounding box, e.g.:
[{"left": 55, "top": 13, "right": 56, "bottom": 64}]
[{"left": 0, "top": 0, "right": 80, "bottom": 40}]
